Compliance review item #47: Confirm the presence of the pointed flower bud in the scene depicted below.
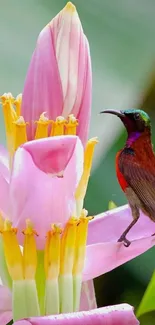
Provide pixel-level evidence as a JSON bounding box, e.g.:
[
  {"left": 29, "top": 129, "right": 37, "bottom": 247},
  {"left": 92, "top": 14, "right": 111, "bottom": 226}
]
[{"left": 21, "top": 2, "right": 92, "bottom": 146}]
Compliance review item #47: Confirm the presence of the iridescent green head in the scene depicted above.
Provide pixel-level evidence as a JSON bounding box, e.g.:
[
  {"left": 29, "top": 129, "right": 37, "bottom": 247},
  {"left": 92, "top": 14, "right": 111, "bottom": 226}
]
[{"left": 101, "top": 109, "right": 151, "bottom": 134}]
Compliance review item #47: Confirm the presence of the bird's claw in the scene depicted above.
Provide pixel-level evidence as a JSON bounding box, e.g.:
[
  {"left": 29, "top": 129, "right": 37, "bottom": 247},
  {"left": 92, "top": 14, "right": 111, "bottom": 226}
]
[{"left": 118, "top": 235, "right": 131, "bottom": 247}]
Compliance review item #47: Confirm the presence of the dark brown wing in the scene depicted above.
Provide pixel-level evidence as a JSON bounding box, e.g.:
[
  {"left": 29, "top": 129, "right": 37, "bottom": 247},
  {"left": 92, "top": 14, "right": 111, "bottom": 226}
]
[{"left": 119, "top": 149, "right": 155, "bottom": 219}]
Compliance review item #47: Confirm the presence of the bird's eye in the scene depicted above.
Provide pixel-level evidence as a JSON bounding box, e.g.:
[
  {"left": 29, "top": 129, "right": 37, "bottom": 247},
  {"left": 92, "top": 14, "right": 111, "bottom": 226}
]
[{"left": 135, "top": 113, "right": 140, "bottom": 120}]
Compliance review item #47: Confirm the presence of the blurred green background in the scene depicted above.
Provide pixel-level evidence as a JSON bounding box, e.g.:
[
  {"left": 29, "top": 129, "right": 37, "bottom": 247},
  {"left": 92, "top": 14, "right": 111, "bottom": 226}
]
[{"left": 1, "top": 0, "right": 155, "bottom": 323}]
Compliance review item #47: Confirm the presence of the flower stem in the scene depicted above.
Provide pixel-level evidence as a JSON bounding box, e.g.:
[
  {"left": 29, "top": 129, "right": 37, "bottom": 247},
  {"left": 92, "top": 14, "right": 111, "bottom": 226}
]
[
  {"left": 0, "top": 236, "right": 12, "bottom": 289},
  {"left": 45, "top": 279, "right": 59, "bottom": 315},
  {"left": 59, "top": 274, "right": 73, "bottom": 313},
  {"left": 25, "top": 279, "right": 40, "bottom": 317},
  {"left": 12, "top": 280, "right": 27, "bottom": 321},
  {"left": 73, "top": 274, "right": 82, "bottom": 312},
  {"left": 35, "top": 250, "right": 45, "bottom": 315}
]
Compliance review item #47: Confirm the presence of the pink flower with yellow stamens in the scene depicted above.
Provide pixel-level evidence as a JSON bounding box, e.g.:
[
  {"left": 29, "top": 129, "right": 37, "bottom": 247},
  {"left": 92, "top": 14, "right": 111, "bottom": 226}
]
[{"left": 0, "top": 2, "right": 154, "bottom": 325}]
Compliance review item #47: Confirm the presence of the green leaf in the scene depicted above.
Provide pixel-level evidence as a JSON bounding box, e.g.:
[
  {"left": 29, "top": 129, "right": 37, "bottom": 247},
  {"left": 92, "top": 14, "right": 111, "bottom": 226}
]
[{"left": 137, "top": 270, "right": 155, "bottom": 318}]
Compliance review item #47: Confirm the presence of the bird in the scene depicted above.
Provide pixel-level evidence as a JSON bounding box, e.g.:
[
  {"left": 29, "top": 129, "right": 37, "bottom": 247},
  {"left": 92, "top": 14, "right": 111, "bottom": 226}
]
[{"left": 101, "top": 109, "right": 155, "bottom": 247}]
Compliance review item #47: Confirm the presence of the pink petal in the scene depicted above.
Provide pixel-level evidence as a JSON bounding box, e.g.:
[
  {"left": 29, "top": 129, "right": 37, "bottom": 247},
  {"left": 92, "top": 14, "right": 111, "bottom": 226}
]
[
  {"left": 16, "top": 304, "right": 139, "bottom": 324},
  {"left": 74, "top": 38, "right": 92, "bottom": 146},
  {"left": 22, "top": 136, "right": 79, "bottom": 174},
  {"left": 88, "top": 205, "right": 155, "bottom": 244},
  {"left": 83, "top": 205, "right": 155, "bottom": 280},
  {"left": 21, "top": 23, "right": 63, "bottom": 139},
  {"left": 0, "top": 146, "right": 9, "bottom": 215},
  {"left": 21, "top": 4, "right": 91, "bottom": 146},
  {"left": 0, "top": 311, "right": 12, "bottom": 325},
  {"left": 9, "top": 136, "right": 83, "bottom": 249},
  {"left": 0, "top": 285, "right": 12, "bottom": 325},
  {"left": 0, "top": 285, "right": 12, "bottom": 311},
  {"left": 80, "top": 280, "right": 97, "bottom": 311}
]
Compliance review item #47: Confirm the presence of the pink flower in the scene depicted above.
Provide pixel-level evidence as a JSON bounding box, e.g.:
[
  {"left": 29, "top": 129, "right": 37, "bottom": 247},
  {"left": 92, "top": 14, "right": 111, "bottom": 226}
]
[
  {"left": 21, "top": 2, "right": 91, "bottom": 146},
  {"left": 0, "top": 1, "right": 154, "bottom": 324},
  {"left": 13, "top": 304, "right": 139, "bottom": 325}
]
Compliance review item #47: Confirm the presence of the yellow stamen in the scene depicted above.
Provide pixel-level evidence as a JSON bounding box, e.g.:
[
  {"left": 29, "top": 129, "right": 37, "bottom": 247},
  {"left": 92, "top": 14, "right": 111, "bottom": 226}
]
[
  {"left": 60, "top": 217, "right": 78, "bottom": 275},
  {"left": 50, "top": 116, "right": 66, "bottom": 136},
  {"left": 1, "top": 93, "right": 17, "bottom": 162},
  {"left": 44, "top": 224, "right": 62, "bottom": 280},
  {"left": 65, "top": 114, "right": 78, "bottom": 136},
  {"left": 14, "top": 94, "right": 22, "bottom": 116},
  {"left": 35, "top": 112, "right": 51, "bottom": 139},
  {"left": 73, "top": 209, "right": 93, "bottom": 275},
  {"left": 0, "top": 213, "right": 4, "bottom": 232},
  {"left": 23, "top": 219, "right": 38, "bottom": 280},
  {"left": 2, "top": 219, "right": 23, "bottom": 280},
  {"left": 75, "top": 137, "right": 98, "bottom": 200},
  {"left": 64, "top": 2, "right": 76, "bottom": 13},
  {"left": 13, "top": 116, "right": 28, "bottom": 151}
]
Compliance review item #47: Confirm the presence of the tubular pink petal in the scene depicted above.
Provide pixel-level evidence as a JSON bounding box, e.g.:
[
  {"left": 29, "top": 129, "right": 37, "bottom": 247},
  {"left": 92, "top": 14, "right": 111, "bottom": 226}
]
[
  {"left": 80, "top": 280, "right": 97, "bottom": 311},
  {"left": 21, "top": 24, "right": 63, "bottom": 139},
  {"left": 9, "top": 136, "right": 83, "bottom": 248},
  {"left": 18, "top": 304, "right": 139, "bottom": 324}
]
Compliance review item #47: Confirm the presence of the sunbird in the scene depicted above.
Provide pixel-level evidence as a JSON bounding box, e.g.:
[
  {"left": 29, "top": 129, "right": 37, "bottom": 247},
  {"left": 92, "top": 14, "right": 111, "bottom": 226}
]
[{"left": 101, "top": 109, "right": 155, "bottom": 247}]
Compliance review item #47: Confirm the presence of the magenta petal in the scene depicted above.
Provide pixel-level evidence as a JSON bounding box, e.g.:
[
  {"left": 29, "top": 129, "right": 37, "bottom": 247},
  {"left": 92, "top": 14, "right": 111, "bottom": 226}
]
[
  {"left": 83, "top": 205, "right": 155, "bottom": 280},
  {"left": 9, "top": 136, "right": 83, "bottom": 248},
  {"left": 17, "top": 304, "right": 139, "bottom": 324},
  {"left": 21, "top": 24, "right": 63, "bottom": 139}
]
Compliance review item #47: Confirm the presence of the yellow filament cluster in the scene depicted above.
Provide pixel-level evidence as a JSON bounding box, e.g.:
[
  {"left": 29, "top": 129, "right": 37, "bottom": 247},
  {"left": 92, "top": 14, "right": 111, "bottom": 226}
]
[
  {"left": 65, "top": 114, "right": 78, "bottom": 135},
  {"left": 2, "top": 219, "right": 37, "bottom": 281},
  {"left": 75, "top": 137, "right": 98, "bottom": 201},
  {"left": 1, "top": 93, "right": 79, "bottom": 163},
  {"left": 35, "top": 113, "right": 51, "bottom": 139},
  {"left": 73, "top": 210, "right": 93, "bottom": 274},
  {"left": 2, "top": 220, "right": 23, "bottom": 280},
  {"left": 44, "top": 225, "right": 62, "bottom": 280},
  {"left": 45, "top": 211, "right": 92, "bottom": 279}
]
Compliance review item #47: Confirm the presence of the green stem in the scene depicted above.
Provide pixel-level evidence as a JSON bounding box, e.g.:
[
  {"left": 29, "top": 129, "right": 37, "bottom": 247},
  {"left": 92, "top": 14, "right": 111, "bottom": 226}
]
[
  {"left": 13, "top": 280, "right": 27, "bottom": 321},
  {"left": 0, "top": 236, "right": 12, "bottom": 288},
  {"left": 45, "top": 279, "right": 59, "bottom": 315},
  {"left": 35, "top": 250, "right": 45, "bottom": 315},
  {"left": 59, "top": 274, "right": 73, "bottom": 313},
  {"left": 73, "top": 274, "right": 82, "bottom": 312},
  {"left": 25, "top": 279, "right": 40, "bottom": 317}
]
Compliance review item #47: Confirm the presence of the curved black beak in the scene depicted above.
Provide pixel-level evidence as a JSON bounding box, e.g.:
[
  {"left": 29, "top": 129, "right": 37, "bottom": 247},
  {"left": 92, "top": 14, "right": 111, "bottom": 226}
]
[{"left": 100, "top": 109, "right": 125, "bottom": 119}]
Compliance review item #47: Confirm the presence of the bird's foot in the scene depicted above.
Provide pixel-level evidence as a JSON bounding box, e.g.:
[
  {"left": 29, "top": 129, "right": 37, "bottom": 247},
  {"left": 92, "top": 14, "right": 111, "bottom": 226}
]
[{"left": 118, "top": 235, "right": 131, "bottom": 247}]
